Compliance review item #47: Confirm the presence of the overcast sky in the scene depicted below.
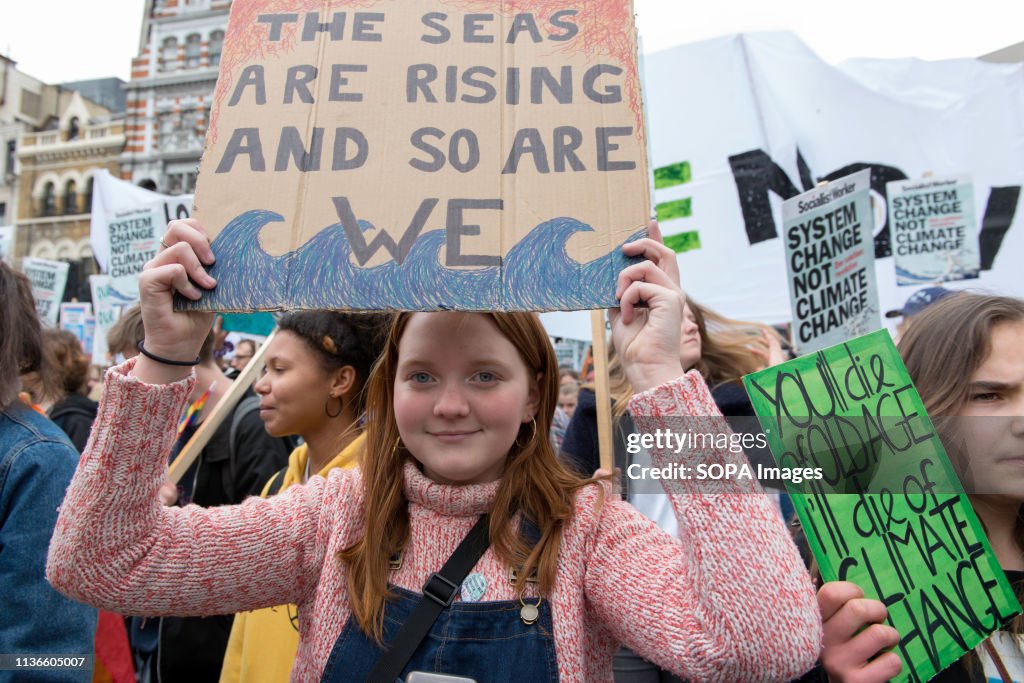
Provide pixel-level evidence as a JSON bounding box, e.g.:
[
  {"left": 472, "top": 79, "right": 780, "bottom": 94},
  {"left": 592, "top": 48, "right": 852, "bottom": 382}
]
[{"left": 0, "top": 1, "right": 1020, "bottom": 84}]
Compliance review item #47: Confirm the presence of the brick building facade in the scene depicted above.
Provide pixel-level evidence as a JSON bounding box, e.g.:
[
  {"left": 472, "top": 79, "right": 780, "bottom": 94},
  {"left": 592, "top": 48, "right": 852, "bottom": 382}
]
[{"left": 121, "top": 0, "right": 232, "bottom": 194}]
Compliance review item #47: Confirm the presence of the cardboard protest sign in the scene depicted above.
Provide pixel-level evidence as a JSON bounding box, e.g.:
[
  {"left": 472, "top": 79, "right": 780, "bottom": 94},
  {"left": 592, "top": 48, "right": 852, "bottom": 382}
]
[
  {"left": 782, "top": 170, "right": 880, "bottom": 354},
  {"left": 59, "top": 303, "right": 93, "bottom": 347},
  {"left": 0, "top": 226, "right": 13, "bottom": 262},
  {"left": 89, "top": 274, "right": 138, "bottom": 365},
  {"left": 22, "top": 258, "right": 70, "bottom": 327},
  {"left": 107, "top": 204, "right": 164, "bottom": 298},
  {"left": 887, "top": 175, "right": 979, "bottom": 286},
  {"left": 743, "top": 330, "right": 1020, "bottom": 682},
  {"left": 189, "top": 0, "right": 649, "bottom": 312}
]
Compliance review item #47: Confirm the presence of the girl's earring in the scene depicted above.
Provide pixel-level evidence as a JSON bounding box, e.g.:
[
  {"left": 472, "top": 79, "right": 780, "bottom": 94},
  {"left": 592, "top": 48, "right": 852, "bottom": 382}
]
[
  {"left": 324, "top": 395, "right": 343, "bottom": 418},
  {"left": 514, "top": 417, "right": 538, "bottom": 449}
]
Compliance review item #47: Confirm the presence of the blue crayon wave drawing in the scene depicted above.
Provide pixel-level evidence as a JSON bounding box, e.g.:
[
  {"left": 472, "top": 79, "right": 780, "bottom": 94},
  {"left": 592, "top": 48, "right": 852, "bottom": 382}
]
[{"left": 182, "top": 210, "right": 645, "bottom": 311}]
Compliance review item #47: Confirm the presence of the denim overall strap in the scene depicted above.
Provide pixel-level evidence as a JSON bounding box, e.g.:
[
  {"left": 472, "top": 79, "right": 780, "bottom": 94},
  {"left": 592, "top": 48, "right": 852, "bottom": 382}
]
[
  {"left": 321, "top": 587, "right": 558, "bottom": 683},
  {"left": 366, "top": 514, "right": 491, "bottom": 683}
]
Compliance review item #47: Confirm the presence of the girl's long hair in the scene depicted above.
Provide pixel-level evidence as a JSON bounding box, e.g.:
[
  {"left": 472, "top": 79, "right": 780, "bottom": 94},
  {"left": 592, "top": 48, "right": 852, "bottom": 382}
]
[
  {"left": 690, "top": 302, "right": 782, "bottom": 386},
  {"left": 899, "top": 293, "right": 1024, "bottom": 417},
  {"left": 0, "top": 263, "right": 55, "bottom": 408},
  {"left": 339, "top": 312, "right": 596, "bottom": 642},
  {"left": 899, "top": 292, "right": 1024, "bottom": 673}
]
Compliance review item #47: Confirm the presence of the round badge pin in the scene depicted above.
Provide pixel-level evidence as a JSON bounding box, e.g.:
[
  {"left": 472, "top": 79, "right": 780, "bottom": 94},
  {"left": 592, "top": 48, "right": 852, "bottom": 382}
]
[{"left": 461, "top": 573, "right": 487, "bottom": 602}]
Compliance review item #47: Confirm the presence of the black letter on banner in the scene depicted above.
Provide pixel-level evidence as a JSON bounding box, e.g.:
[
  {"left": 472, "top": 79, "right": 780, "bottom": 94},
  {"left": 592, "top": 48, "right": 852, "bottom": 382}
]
[
  {"left": 407, "top": 65, "right": 438, "bottom": 103},
  {"left": 461, "top": 67, "right": 496, "bottom": 104},
  {"left": 582, "top": 65, "right": 622, "bottom": 104},
  {"left": 216, "top": 128, "right": 265, "bottom": 173},
  {"left": 329, "top": 64, "right": 367, "bottom": 102},
  {"left": 502, "top": 129, "right": 548, "bottom": 174},
  {"left": 449, "top": 130, "right": 479, "bottom": 173},
  {"left": 506, "top": 13, "right": 542, "bottom": 43},
  {"left": 727, "top": 148, "right": 813, "bottom": 245},
  {"left": 257, "top": 14, "right": 297, "bottom": 41},
  {"left": 553, "top": 127, "right": 584, "bottom": 172},
  {"left": 303, "top": 12, "right": 345, "bottom": 41},
  {"left": 353, "top": 13, "right": 384, "bottom": 41},
  {"left": 228, "top": 66, "right": 267, "bottom": 106},
  {"left": 332, "top": 196, "right": 437, "bottom": 265},
  {"left": 446, "top": 199, "right": 502, "bottom": 267},
  {"left": 548, "top": 10, "right": 579, "bottom": 41},
  {"left": 464, "top": 14, "right": 494, "bottom": 42},
  {"left": 531, "top": 66, "right": 572, "bottom": 104},
  {"left": 332, "top": 128, "right": 368, "bottom": 170},
  {"left": 979, "top": 186, "right": 1020, "bottom": 270},
  {"left": 409, "top": 128, "right": 445, "bottom": 172},
  {"left": 596, "top": 127, "right": 635, "bottom": 171},
  {"left": 420, "top": 12, "right": 450, "bottom": 43},
  {"left": 284, "top": 65, "right": 318, "bottom": 104},
  {"left": 275, "top": 127, "right": 323, "bottom": 172}
]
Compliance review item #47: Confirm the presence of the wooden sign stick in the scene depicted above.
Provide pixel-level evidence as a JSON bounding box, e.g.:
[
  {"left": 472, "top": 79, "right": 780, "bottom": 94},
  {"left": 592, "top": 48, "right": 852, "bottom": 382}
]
[
  {"left": 590, "top": 310, "right": 614, "bottom": 473},
  {"left": 167, "top": 327, "right": 278, "bottom": 485}
]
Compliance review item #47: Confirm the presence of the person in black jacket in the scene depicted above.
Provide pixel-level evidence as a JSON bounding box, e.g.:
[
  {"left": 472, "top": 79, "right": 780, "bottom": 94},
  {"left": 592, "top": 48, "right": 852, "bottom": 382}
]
[
  {"left": 112, "top": 325, "right": 292, "bottom": 683},
  {"left": 43, "top": 329, "right": 98, "bottom": 452}
]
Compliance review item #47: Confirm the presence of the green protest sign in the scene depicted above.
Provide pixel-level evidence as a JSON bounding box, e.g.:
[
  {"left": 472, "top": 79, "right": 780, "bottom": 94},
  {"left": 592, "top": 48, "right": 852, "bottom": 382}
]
[{"left": 743, "top": 330, "right": 1020, "bottom": 682}]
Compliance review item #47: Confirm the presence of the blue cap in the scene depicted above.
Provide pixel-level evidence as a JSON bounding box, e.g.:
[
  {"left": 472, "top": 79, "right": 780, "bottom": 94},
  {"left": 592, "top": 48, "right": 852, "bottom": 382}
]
[{"left": 885, "top": 286, "right": 955, "bottom": 319}]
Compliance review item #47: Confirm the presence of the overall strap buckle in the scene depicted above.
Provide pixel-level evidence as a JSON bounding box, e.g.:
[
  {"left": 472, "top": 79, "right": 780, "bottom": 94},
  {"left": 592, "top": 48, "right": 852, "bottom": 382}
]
[{"left": 422, "top": 572, "right": 461, "bottom": 608}]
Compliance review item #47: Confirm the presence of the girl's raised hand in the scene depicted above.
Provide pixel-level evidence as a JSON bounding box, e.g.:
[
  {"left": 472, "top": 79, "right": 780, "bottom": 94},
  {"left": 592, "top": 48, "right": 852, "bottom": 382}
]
[
  {"left": 133, "top": 219, "right": 217, "bottom": 384},
  {"left": 621, "top": 225, "right": 681, "bottom": 288},
  {"left": 610, "top": 258, "right": 687, "bottom": 393}
]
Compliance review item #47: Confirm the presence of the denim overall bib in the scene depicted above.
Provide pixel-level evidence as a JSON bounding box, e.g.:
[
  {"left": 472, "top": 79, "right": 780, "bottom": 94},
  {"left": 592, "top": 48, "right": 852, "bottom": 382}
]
[{"left": 320, "top": 585, "right": 559, "bottom": 682}]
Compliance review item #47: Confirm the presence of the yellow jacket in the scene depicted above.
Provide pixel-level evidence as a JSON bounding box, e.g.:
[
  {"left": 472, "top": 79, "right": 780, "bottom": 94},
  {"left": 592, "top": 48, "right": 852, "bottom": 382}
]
[{"left": 218, "top": 435, "right": 364, "bottom": 683}]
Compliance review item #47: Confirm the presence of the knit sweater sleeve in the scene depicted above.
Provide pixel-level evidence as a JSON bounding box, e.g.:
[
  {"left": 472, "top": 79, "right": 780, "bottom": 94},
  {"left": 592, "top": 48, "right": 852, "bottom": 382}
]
[
  {"left": 46, "top": 360, "right": 344, "bottom": 617},
  {"left": 582, "top": 370, "right": 821, "bottom": 682}
]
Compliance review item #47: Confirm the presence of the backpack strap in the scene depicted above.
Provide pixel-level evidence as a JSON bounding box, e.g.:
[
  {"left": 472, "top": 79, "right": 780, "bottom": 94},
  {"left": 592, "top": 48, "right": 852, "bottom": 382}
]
[
  {"left": 228, "top": 394, "right": 263, "bottom": 485},
  {"left": 263, "top": 466, "right": 289, "bottom": 498}
]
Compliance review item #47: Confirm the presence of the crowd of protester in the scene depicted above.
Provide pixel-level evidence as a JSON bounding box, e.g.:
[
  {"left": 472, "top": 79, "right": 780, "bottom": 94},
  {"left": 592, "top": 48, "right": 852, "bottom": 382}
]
[{"left": 1, "top": 220, "right": 1020, "bottom": 683}]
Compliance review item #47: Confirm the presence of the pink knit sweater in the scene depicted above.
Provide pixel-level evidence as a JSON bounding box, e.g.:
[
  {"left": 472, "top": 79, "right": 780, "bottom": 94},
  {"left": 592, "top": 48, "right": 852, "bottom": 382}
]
[{"left": 47, "top": 361, "right": 821, "bottom": 682}]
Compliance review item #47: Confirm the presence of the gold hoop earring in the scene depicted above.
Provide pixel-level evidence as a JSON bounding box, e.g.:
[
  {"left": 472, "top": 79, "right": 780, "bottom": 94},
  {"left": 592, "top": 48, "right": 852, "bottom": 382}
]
[
  {"left": 324, "top": 395, "right": 343, "bottom": 418},
  {"left": 514, "top": 417, "right": 538, "bottom": 449},
  {"left": 391, "top": 436, "right": 403, "bottom": 457}
]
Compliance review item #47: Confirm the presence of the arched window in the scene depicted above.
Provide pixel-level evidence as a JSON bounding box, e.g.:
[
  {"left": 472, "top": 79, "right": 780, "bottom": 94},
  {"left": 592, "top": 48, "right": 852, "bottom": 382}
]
[
  {"left": 209, "top": 31, "right": 224, "bottom": 67},
  {"left": 68, "top": 117, "right": 80, "bottom": 140},
  {"left": 41, "top": 182, "right": 56, "bottom": 217},
  {"left": 83, "top": 177, "right": 94, "bottom": 213},
  {"left": 160, "top": 37, "right": 178, "bottom": 72},
  {"left": 185, "top": 34, "right": 201, "bottom": 68},
  {"left": 63, "top": 179, "right": 78, "bottom": 214}
]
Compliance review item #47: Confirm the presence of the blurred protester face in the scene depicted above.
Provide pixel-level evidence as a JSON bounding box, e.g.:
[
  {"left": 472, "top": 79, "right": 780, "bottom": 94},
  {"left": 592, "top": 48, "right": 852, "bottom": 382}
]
[
  {"left": 558, "top": 385, "right": 579, "bottom": 418},
  {"left": 679, "top": 304, "right": 702, "bottom": 371},
  {"left": 232, "top": 339, "right": 256, "bottom": 371},
  {"left": 955, "top": 321, "right": 1024, "bottom": 500}
]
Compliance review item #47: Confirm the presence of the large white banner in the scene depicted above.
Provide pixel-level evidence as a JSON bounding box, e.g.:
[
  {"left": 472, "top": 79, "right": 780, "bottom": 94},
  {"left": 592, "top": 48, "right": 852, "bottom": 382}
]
[
  {"left": 90, "top": 170, "right": 193, "bottom": 275},
  {"left": 542, "top": 32, "right": 1024, "bottom": 341}
]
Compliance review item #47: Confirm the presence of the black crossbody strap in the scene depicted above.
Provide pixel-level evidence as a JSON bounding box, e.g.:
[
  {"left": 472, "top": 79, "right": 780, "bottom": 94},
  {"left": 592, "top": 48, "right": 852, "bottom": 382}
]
[{"left": 366, "top": 513, "right": 491, "bottom": 683}]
